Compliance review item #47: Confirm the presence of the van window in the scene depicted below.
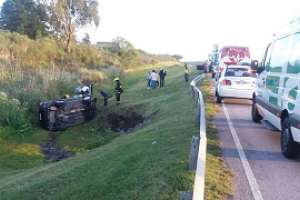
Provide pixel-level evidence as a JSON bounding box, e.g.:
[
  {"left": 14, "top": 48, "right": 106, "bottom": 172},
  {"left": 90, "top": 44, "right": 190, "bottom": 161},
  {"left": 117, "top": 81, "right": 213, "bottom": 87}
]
[
  {"left": 269, "top": 37, "right": 290, "bottom": 73},
  {"left": 287, "top": 33, "right": 300, "bottom": 74},
  {"left": 264, "top": 44, "right": 272, "bottom": 72}
]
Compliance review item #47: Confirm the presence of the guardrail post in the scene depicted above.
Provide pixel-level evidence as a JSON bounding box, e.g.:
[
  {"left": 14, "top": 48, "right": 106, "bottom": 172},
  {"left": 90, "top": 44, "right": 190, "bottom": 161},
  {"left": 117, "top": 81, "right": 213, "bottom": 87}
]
[
  {"left": 189, "top": 136, "right": 200, "bottom": 170},
  {"left": 179, "top": 191, "right": 193, "bottom": 200}
]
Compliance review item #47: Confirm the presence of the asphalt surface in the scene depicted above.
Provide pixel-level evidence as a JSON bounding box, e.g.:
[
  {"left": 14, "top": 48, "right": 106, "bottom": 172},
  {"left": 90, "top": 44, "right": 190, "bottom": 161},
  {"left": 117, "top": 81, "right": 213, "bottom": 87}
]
[{"left": 214, "top": 99, "right": 300, "bottom": 200}]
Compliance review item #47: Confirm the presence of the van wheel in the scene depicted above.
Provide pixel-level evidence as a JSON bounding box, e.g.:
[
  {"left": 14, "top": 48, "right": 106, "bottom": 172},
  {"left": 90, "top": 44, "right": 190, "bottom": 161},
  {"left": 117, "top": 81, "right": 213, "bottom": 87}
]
[
  {"left": 281, "top": 118, "right": 297, "bottom": 158},
  {"left": 216, "top": 92, "right": 222, "bottom": 104},
  {"left": 251, "top": 101, "right": 262, "bottom": 123}
]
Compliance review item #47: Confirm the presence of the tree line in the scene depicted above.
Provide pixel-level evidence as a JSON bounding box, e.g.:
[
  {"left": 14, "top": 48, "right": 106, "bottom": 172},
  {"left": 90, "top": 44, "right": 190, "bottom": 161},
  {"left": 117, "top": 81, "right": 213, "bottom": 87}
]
[{"left": 0, "top": 0, "right": 99, "bottom": 53}]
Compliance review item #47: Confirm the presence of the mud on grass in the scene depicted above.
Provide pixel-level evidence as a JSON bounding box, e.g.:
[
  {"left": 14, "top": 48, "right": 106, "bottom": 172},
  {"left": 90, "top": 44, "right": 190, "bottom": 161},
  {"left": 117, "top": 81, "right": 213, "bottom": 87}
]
[
  {"left": 107, "top": 108, "right": 144, "bottom": 132},
  {"left": 40, "top": 132, "right": 74, "bottom": 162}
]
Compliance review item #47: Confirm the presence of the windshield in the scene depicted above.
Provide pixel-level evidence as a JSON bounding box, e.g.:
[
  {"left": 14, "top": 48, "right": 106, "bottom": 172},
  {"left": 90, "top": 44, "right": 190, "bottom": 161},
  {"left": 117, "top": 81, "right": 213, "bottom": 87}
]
[{"left": 225, "top": 68, "right": 256, "bottom": 78}]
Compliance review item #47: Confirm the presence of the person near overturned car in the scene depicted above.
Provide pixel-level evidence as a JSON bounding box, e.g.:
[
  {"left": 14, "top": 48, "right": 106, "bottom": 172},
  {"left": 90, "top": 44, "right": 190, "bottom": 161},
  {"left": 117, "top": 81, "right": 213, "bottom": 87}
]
[
  {"left": 159, "top": 69, "right": 167, "bottom": 88},
  {"left": 114, "top": 77, "right": 123, "bottom": 104}
]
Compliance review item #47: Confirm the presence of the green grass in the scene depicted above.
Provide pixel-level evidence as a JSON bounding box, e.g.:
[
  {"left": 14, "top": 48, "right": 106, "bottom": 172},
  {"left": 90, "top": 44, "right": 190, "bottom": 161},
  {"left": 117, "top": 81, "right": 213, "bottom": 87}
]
[
  {"left": 199, "top": 78, "right": 233, "bottom": 200},
  {"left": 0, "top": 66, "right": 201, "bottom": 200},
  {"left": 0, "top": 68, "right": 233, "bottom": 200}
]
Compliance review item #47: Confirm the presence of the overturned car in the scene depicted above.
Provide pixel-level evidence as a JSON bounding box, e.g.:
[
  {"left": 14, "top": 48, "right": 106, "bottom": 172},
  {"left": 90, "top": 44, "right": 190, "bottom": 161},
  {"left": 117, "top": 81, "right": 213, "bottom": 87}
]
[{"left": 39, "top": 86, "right": 97, "bottom": 131}]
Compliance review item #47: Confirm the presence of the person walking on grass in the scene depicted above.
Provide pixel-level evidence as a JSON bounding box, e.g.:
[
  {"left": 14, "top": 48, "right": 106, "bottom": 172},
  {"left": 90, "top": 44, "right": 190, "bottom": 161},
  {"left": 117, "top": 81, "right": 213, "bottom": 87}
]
[
  {"left": 114, "top": 77, "right": 123, "bottom": 104},
  {"left": 184, "top": 64, "right": 190, "bottom": 83},
  {"left": 159, "top": 69, "right": 167, "bottom": 88}
]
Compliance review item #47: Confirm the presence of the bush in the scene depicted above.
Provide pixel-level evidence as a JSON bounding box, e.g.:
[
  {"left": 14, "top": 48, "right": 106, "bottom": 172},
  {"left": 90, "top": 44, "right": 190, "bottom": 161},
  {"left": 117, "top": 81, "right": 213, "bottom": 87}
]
[{"left": 0, "top": 92, "right": 31, "bottom": 133}]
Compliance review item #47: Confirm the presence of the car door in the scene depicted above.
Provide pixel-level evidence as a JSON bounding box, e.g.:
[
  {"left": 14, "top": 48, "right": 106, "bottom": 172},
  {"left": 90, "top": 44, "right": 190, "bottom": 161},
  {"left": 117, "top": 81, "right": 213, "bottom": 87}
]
[
  {"left": 256, "top": 43, "right": 272, "bottom": 108},
  {"left": 282, "top": 33, "right": 300, "bottom": 113}
]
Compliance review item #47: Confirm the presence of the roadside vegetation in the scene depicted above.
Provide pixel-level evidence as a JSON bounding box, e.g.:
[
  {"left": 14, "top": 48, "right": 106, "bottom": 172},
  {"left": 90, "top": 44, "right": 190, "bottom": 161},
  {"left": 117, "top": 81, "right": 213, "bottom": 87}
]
[
  {"left": 0, "top": 31, "right": 178, "bottom": 176},
  {"left": 0, "top": 0, "right": 179, "bottom": 180},
  {"left": 199, "top": 78, "right": 233, "bottom": 200},
  {"left": 0, "top": 66, "right": 203, "bottom": 199}
]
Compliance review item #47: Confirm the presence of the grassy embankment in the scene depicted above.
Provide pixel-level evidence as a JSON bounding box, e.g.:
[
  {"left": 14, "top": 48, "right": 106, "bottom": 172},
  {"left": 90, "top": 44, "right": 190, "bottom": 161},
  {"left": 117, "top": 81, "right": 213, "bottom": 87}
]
[
  {"left": 0, "top": 67, "right": 232, "bottom": 199},
  {"left": 0, "top": 31, "right": 179, "bottom": 178},
  {"left": 0, "top": 66, "right": 195, "bottom": 199}
]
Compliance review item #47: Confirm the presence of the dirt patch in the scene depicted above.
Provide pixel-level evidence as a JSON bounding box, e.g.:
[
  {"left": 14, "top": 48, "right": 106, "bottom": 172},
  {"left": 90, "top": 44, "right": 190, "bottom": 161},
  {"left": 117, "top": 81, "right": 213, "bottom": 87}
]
[
  {"left": 40, "top": 132, "right": 74, "bottom": 162},
  {"left": 107, "top": 109, "right": 144, "bottom": 132}
]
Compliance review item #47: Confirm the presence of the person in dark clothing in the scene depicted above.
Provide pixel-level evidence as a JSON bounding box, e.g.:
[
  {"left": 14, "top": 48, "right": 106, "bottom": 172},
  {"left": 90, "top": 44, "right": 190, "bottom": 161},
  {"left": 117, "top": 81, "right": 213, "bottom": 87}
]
[
  {"left": 114, "top": 78, "right": 123, "bottom": 104},
  {"left": 184, "top": 64, "right": 190, "bottom": 82},
  {"left": 100, "top": 90, "right": 110, "bottom": 107},
  {"left": 159, "top": 69, "right": 167, "bottom": 88}
]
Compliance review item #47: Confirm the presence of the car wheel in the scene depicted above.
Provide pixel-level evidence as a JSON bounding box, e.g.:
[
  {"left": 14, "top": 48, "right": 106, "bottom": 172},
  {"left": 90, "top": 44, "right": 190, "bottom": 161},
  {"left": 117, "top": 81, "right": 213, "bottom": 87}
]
[
  {"left": 216, "top": 92, "right": 222, "bottom": 104},
  {"left": 281, "top": 118, "right": 297, "bottom": 158},
  {"left": 251, "top": 101, "right": 262, "bottom": 123}
]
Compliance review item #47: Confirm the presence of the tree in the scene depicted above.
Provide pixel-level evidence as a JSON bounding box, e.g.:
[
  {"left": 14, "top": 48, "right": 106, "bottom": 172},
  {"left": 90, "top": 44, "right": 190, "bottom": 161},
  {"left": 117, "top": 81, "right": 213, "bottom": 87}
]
[
  {"left": 82, "top": 33, "right": 91, "bottom": 44},
  {"left": 172, "top": 54, "right": 183, "bottom": 61},
  {"left": 49, "top": 0, "right": 99, "bottom": 53},
  {"left": 112, "top": 37, "right": 134, "bottom": 52},
  {"left": 0, "top": 0, "right": 49, "bottom": 39}
]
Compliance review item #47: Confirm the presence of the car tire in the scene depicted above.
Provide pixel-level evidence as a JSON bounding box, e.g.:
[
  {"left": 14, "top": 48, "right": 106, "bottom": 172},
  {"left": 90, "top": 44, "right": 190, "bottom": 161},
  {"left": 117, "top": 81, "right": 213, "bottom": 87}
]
[
  {"left": 251, "top": 101, "right": 262, "bottom": 123},
  {"left": 281, "top": 118, "right": 297, "bottom": 158},
  {"left": 216, "top": 92, "right": 222, "bottom": 104}
]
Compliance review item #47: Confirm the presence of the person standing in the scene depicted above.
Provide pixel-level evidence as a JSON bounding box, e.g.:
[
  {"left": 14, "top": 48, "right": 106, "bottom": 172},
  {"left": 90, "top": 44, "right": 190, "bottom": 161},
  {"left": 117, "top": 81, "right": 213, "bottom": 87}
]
[
  {"left": 146, "top": 71, "right": 151, "bottom": 89},
  {"left": 114, "top": 77, "right": 123, "bottom": 104},
  {"left": 184, "top": 64, "right": 190, "bottom": 82},
  {"left": 159, "top": 69, "right": 167, "bottom": 88},
  {"left": 150, "top": 70, "right": 159, "bottom": 89},
  {"left": 100, "top": 90, "right": 109, "bottom": 107}
]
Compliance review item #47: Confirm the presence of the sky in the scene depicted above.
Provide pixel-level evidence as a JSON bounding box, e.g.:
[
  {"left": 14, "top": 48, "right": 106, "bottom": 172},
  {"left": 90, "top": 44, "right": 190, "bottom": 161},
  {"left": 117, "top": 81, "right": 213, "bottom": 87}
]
[
  {"left": 80, "top": 0, "right": 300, "bottom": 61},
  {"left": 2, "top": 0, "right": 300, "bottom": 61}
]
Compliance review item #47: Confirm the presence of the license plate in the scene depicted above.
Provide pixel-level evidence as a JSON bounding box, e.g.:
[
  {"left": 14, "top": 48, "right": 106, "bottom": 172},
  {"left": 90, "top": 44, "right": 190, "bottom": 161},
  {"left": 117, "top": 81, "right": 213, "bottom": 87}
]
[{"left": 236, "top": 81, "right": 247, "bottom": 85}]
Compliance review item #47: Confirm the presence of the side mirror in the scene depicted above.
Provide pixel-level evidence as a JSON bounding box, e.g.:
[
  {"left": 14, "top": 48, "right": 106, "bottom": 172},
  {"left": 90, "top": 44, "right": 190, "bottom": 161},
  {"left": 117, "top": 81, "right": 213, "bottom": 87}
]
[
  {"left": 250, "top": 60, "right": 259, "bottom": 69},
  {"left": 256, "top": 67, "right": 265, "bottom": 74}
]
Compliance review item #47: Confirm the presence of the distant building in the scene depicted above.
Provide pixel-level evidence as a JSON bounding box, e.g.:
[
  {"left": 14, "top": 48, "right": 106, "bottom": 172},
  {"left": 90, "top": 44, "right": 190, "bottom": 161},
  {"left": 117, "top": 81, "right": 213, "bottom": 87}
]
[{"left": 96, "top": 42, "right": 120, "bottom": 52}]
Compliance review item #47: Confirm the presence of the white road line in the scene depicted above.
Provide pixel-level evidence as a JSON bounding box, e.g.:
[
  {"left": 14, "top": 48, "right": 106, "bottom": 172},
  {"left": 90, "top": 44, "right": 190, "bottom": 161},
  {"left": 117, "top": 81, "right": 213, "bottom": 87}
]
[{"left": 222, "top": 103, "right": 264, "bottom": 200}]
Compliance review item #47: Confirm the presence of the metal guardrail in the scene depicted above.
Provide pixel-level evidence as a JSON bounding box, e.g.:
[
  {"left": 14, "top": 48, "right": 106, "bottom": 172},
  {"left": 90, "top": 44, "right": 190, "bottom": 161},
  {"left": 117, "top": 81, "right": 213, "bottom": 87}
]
[{"left": 190, "top": 74, "right": 207, "bottom": 200}]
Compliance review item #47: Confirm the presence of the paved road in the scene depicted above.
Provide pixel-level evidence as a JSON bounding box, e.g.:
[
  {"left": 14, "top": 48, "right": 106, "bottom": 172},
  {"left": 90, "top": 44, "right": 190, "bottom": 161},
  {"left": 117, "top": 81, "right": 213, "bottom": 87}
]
[{"left": 214, "top": 99, "right": 300, "bottom": 200}]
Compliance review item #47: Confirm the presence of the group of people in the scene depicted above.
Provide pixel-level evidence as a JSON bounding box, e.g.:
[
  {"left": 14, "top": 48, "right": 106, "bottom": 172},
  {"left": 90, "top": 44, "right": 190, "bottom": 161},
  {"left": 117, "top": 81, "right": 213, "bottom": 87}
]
[{"left": 146, "top": 69, "right": 167, "bottom": 89}]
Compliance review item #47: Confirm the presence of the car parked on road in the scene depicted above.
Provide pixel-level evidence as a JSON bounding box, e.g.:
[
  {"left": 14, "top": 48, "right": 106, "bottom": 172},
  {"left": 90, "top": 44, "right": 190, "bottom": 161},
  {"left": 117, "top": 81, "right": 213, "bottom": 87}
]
[
  {"left": 252, "top": 17, "right": 300, "bottom": 158},
  {"left": 215, "top": 65, "right": 256, "bottom": 103}
]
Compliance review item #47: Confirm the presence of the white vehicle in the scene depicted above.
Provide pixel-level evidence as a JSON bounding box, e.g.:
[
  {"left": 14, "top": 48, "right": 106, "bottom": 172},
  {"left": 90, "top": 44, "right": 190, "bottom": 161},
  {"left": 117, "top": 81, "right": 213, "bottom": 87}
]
[
  {"left": 252, "top": 17, "right": 300, "bottom": 158},
  {"left": 215, "top": 65, "right": 256, "bottom": 103}
]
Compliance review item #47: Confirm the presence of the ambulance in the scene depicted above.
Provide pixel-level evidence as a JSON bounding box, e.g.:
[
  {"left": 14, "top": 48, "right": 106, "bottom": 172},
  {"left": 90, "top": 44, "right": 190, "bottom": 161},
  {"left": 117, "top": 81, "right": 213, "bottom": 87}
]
[
  {"left": 252, "top": 17, "right": 300, "bottom": 158},
  {"left": 214, "top": 46, "right": 251, "bottom": 80}
]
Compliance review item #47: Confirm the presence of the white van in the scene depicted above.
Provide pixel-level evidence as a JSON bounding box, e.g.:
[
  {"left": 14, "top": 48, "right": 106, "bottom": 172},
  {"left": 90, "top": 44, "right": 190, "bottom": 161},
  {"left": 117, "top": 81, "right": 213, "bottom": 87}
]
[{"left": 252, "top": 18, "right": 300, "bottom": 158}]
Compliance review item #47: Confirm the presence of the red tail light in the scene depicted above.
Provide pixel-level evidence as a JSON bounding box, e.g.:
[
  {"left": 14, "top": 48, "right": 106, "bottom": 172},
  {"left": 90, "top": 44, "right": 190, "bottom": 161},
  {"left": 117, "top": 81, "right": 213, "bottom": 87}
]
[{"left": 221, "top": 80, "right": 232, "bottom": 86}]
